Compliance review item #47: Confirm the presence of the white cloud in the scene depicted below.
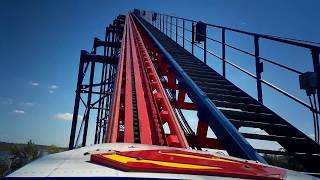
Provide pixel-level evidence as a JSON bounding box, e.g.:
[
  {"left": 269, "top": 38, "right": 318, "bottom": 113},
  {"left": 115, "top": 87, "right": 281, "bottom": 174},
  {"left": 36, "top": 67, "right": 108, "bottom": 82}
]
[
  {"left": 13, "top": 109, "right": 25, "bottom": 114},
  {"left": 20, "top": 102, "right": 34, "bottom": 107},
  {"left": 49, "top": 85, "right": 59, "bottom": 94},
  {"left": 29, "top": 81, "right": 39, "bottom": 86},
  {"left": 50, "top": 85, "right": 59, "bottom": 89},
  {"left": 54, "top": 112, "right": 83, "bottom": 121}
]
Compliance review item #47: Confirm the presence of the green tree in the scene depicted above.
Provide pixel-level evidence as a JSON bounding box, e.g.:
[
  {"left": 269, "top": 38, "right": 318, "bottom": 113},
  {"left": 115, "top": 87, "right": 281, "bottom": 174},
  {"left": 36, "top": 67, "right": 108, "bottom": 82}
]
[
  {"left": 9, "top": 140, "right": 39, "bottom": 171},
  {"left": 47, "top": 145, "right": 62, "bottom": 154},
  {"left": 0, "top": 159, "right": 9, "bottom": 176},
  {"left": 25, "top": 140, "right": 38, "bottom": 160},
  {"left": 263, "top": 153, "right": 305, "bottom": 171}
]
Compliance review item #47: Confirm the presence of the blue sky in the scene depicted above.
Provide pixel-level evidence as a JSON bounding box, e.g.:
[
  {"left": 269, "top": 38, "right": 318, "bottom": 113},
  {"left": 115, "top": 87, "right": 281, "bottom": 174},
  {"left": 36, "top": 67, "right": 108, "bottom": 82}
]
[{"left": 1, "top": 0, "right": 320, "bottom": 148}]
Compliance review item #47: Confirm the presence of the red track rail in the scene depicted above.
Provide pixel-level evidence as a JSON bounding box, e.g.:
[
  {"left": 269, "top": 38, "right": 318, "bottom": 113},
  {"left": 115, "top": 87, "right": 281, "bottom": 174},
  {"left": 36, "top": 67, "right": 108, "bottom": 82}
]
[
  {"left": 105, "top": 17, "right": 128, "bottom": 143},
  {"left": 128, "top": 19, "right": 152, "bottom": 144},
  {"left": 105, "top": 15, "right": 189, "bottom": 148}
]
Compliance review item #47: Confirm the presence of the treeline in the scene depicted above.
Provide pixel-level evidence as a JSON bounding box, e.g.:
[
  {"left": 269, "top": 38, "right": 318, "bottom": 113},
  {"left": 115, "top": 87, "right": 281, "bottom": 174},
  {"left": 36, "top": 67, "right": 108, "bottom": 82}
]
[
  {"left": 0, "top": 140, "right": 65, "bottom": 176},
  {"left": 263, "top": 154, "right": 306, "bottom": 171}
]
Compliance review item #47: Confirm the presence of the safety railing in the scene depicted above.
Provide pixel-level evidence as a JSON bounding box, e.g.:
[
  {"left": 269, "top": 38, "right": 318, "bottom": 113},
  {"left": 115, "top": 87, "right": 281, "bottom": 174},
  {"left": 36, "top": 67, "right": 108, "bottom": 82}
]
[{"left": 137, "top": 9, "right": 320, "bottom": 143}]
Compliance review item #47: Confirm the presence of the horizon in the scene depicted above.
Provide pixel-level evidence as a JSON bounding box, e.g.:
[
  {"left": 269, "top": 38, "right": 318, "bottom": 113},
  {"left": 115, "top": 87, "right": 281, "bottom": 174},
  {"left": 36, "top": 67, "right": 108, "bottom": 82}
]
[{"left": 1, "top": 0, "right": 320, "bottom": 148}]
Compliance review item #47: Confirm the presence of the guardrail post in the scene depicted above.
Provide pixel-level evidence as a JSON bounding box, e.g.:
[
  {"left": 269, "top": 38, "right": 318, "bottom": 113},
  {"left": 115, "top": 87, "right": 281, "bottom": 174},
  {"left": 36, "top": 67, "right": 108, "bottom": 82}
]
[
  {"left": 162, "top": 15, "right": 164, "bottom": 32},
  {"left": 222, "top": 28, "right": 226, "bottom": 77},
  {"left": 175, "top": 18, "right": 178, "bottom": 43},
  {"left": 157, "top": 16, "right": 159, "bottom": 29},
  {"left": 192, "top": 22, "right": 194, "bottom": 55},
  {"left": 166, "top": 16, "right": 168, "bottom": 35},
  {"left": 311, "top": 48, "right": 320, "bottom": 110},
  {"left": 170, "top": 16, "right": 172, "bottom": 38},
  {"left": 254, "top": 36, "right": 263, "bottom": 103},
  {"left": 183, "top": 20, "right": 185, "bottom": 48},
  {"left": 204, "top": 33, "right": 207, "bottom": 64},
  {"left": 159, "top": 15, "right": 161, "bottom": 31},
  {"left": 160, "top": 15, "right": 162, "bottom": 31}
]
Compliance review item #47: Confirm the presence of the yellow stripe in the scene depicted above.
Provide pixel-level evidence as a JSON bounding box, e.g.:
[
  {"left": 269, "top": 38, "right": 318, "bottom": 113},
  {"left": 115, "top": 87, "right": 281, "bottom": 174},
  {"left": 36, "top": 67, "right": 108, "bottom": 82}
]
[
  {"left": 160, "top": 152, "right": 240, "bottom": 164},
  {"left": 103, "top": 154, "right": 222, "bottom": 170}
]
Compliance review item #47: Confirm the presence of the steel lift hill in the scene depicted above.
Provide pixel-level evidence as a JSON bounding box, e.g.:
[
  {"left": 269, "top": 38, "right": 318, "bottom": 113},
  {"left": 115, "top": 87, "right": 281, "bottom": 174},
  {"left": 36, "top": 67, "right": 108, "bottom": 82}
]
[{"left": 67, "top": 10, "right": 320, "bottom": 174}]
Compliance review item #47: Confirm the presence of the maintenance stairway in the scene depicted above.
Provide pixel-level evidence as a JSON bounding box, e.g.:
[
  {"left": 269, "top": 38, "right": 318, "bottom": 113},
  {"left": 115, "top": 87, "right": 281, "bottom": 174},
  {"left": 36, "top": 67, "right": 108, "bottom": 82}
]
[{"left": 134, "top": 14, "right": 320, "bottom": 172}]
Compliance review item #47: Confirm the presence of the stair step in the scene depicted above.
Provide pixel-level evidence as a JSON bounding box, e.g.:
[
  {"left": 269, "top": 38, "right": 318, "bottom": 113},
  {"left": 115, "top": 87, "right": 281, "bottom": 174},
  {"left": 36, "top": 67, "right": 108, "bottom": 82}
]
[
  {"left": 176, "top": 60, "right": 205, "bottom": 67},
  {"left": 163, "top": 43, "right": 185, "bottom": 49},
  {"left": 198, "top": 82, "right": 236, "bottom": 91},
  {"left": 190, "top": 75, "right": 225, "bottom": 81},
  {"left": 229, "top": 119, "right": 287, "bottom": 129},
  {"left": 175, "top": 58, "right": 205, "bottom": 64},
  {"left": 187, "top": 71, "right": 225, "bottom": 80},
  {"left": 241, "top": 133, "right": 306, "bottom": 142},
  {"left": 204, "top": 88, "right": 244, "bottom": 96},
  {"left": 178, "top": 61, "right": 209, "bottom": 67},
  {"left": 221, "top": 109, "right": 275, "bottom": 123},
  {"left": 180, "top": 65, "right": 215, "bottom": 72},
  {"left": 194, "top": 80, "right": 231, "bottom": 87},
  {"left": 171, "top": 54, "right": 192, "bottom": 58},
  {"left": 208, "top": 93, "right": 255, "bottom": 104},
  {"left": 257, "top": 149, "right": 290, "bottom": 156},
  {"left": 184, "top": 70, "right": 222, "bottom": 78},
  {"left": 212, "top": 100, "right": 266, "bottom": 113},
  {"left": 170, "top": 51, "right": 192, "bottom": 55},
  {"left": 192, "top": 77, "right": 227, "bottom": 85},
  {"left": 256, "top": 149, "right": 320, "bottom": 158},
  {"left": 176, "top": 61, "right": 204, "bottom": 67}
]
